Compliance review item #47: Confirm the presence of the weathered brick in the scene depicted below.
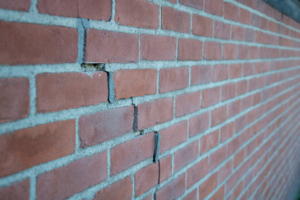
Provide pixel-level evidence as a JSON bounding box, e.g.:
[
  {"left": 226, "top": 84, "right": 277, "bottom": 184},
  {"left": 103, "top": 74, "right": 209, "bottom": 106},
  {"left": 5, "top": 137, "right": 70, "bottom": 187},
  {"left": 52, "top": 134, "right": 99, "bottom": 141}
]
[
  {"left": 93, "top": 176, "right": 132, "bottom": 200},
  {"left": 202, "top": 87, "right": 220, "bottom": 107},
  {"left": 191, "top": 65, "right": 212, "bottom": 85},
  {"left": 37, "top": 152, "right": 107, "bottom": 200},
  {"left": 138, "top": 98, "right": 173, "bottom": 130},
  {"left": 159, "top": 155, "right": 172, "bottom": 183},
  {"left": 213, "top": 64, "right": 228, "bottom": 82},
  {"left": 232, "top": 25, "right": 244, "bottom": 41},
  {"left": 209, "top": 146, "right": 227, "bottom": 171},
  {"left": 176, "top": 91, "right": 201, "bottom": 117},
  {"left": 174, "top": 141, "right": 199, "bottom": 171},
  {"left": 156, "top": 174, "right": 185, "bottom": 200},
  {"left": 222, "top": 83, "right": 235, "bottom": 101},
  {"left": 220, "top": 122, "right": 234, "bottom": 143},
  {"left": 114, "top": 69, "right": 157, "bottom": 99},
  {"left": 135, "top": 163, "right": 159, "bottom": 197},
  {"left": 0, "top": 120, "right": 75, "bottom": 178},
  {"left": 36, "top": 72, "right": 107, "bottom": 113},
  {"left": 0, "top": 78, "right": 29, "bottom": 123},
  {"left": 160, "top": 67, "right": 189, "bottom": 93},
  {"left": 178, "top": 38, "right": 203, "bottom": 61},
  {"left": 224, "top": 2, "right": 239, "bottom": 21},
  {"left": 205, "top": 0, "right": 223, "bottom": 16},
  {"left": 214, "top": 21, "right": 230, "bottom": 40},
  {"left": 38, "top": 0, "right": 111, "bottom": 21},
  {"left": 199, "top": 173, "right": 218, "bottom": 200},
  {"left": 110, "top": 133, "right": 154, "bottom": 175},
  {"left": 115, "top": 0, "right": 159, "bottom": 29},
  {"left": 187, "top": 157, "right": 209, "bottom": 188},
  {"left": 218, "top": 160, "right": 233, "bottom": 183},
  {"left": 79, "top": 106, "right": 134, "bottom": 148},
  {"left": 223, "top": 44, "right": 238, "bottom": 60},
  {"left": 0, "top": 21, "right": 78, "bottom": 65},
  {"left": 0, "top": 179, "right": 30, "bottom": 200},
  {"left": 189, "top": 112, "right": 210, "bottom": 137},
  {"left": 141, "top": 35, "right": 176, "bottom": 61},
  {"left": 160, "top": 121, "right": 187, "bottom": 153},
  {"left": 229, "top": 64, "right": 242, "bottom": 79},
  {"left": 180, "top": 0, "right": 203, "bottom": 9},
  {"left": 204, "top": 42, "right": 222, "bottom": 60},
  {"left": 211, "top": 105, "right": 227, "bottom": 127},
  {"left": 0, "top": 0, "right": 30, "bottom": 11},
  {"left": 192, "top": 14, "right": 213, "bottom": 37},
  {"left": 201, "top": 130, "right": 219, "bottom": 154},
  {"left": 162, "top": 6, "right": 190, "bottom": 33},
  {"left": 86, "top": 30, "right": 139, "bottom": 63}
]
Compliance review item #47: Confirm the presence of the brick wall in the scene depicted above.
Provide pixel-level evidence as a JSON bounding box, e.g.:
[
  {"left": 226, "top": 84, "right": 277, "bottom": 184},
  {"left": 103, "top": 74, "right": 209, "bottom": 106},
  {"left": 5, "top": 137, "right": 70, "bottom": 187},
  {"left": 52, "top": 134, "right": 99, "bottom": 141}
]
[{"left": 0, "top": 0, "right": 300, "bottom": 199}]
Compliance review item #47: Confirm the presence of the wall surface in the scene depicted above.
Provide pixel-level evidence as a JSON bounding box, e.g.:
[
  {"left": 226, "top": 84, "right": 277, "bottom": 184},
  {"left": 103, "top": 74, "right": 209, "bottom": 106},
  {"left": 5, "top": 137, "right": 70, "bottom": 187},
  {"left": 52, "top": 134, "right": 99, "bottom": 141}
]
[{"left": 0, "top": 0, "right": 300, "bottom": 200}]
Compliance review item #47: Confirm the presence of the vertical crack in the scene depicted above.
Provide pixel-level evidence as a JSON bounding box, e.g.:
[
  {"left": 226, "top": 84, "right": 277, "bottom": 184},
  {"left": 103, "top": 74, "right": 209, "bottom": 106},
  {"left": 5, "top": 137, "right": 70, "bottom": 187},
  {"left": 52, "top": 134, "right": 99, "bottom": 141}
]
[
  {"left": 153, "top": 132, "right": 161, "bottom": 163},
  {"left": 133, "top": 106, "right": 138, "bottom": 131}
]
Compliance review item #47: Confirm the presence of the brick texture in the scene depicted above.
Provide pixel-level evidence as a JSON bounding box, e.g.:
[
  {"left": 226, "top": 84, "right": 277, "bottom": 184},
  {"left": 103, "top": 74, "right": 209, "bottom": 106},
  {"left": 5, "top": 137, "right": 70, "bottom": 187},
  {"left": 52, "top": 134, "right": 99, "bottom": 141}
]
[
  {"left": 0, "top": 0, "right": 30, "bottom": 11},
  {"left": 0, "top": 179, "right": 30, "bottom": 200},
  {"left": 162, "top": 6, "right": 190, "bottom": 33},
  {"left": 159, "top": 67, "right": 189, "bottom": 93}
]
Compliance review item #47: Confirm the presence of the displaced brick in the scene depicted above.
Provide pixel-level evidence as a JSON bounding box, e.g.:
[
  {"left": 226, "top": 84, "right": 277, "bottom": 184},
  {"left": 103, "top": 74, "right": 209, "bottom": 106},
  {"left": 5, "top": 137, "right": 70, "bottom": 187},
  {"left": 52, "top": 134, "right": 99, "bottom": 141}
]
[
  {"left": 175, "top": 91, "right": 201, "bottom": 117},
  {"left": 178, "top": 38, "right": 203, "bottom": 61},
  {"left": 115, "top": 0, "right": 159, "bottom": 29},
  {"left": 114, "top": 69, "right": 157, "bottom": 99},
  {"left": 192, "top": 14, "right": 213, "bottom": 37},
  {"left": 162, "top": 6, "right": 190, "bottom": 33},
  {"left": 191, "top": 65, "right": 212, "bottom": 85},
  {"left": 37, "top": 152, "right": 107, "bottom": 200},
  {"left": 79, "top": 106, "right": 134, "bottom": 148},
  {"left": 36, "top": 72, "right": 108, "bottom": 113},
  {"left": 160, "top": 67, "right": 189, "bottom": 93}
]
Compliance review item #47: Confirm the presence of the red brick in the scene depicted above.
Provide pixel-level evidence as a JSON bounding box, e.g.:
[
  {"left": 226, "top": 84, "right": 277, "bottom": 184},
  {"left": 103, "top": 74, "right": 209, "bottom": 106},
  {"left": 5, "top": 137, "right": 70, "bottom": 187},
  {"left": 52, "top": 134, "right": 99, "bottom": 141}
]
[
  {"left": 93, "top": 176, "right": 132, "bottom": 200},
  {"left": 235, "top": 114, "right": 248, "bottom": 133},
  {"left": 37, "top": 152, "right": 107, "bottom": 200},
  {"left": 176, "top": 91, "right": 201, "bottom": 117},
  {"left": 160, "top": 67, "right": 189, "bottom": 93},
  {"left": 38, "top": 0, "right": 111, "bottom": 21},
  {"left": 213, "top": 64, "right": 228, "bottom": 82},
  {"left": 209, "top": 146, "right": 227, "bottom": 171},
  {"left": 187, "top": 157, "right": 209, "bottom": 188},
  {"left": 36, "top": 72, "right": 107, "bottom": 113},
  {"left": 160, "top": 121, "right": 188, "bottom": 153},
  {"left": 115, "top": 0, "right": 159, "bottom": 29},
  {"left": 211, "top": 105, "right": 227, "bottom": 127},
  {"left": 183, "top": 190, "right": 197, "bottom": 200},
  {"left": 245, "top": 28, "right": 255, "bottom": 42},
  {"left": 199, "top": 173, "right": 218, "bottom": 200},
  {"left": 202, "top": 87, "right": 220, "bottom": 107},
  {"left": 232, "top": 182, "right": 243, "bottom": 199},
  {"left": 156, "top": 174, "right": 185, "bottom": 200},
  {"left": 159, "top": 155, "right": 172, "bottom": 183},
  {"left": 0, "top": 179, "right": 30, "bottom": 200},
  {"left": 250, "top": 13, "right": 260, "bottom": 27},
  {"left": 0, "top": 120, "right": 75, "bottom": 178},
  {"left": 86, "top": 30, "right": 138, "bottom": 63},
  {"left": 135, "top": 163, "right": 159, "bottom": 197},
  {"left": 79, "top": 106, "right": 134, "bottom": 148},
  {"left": 191, "top": 65, "right": 212, "bottom": 85},
  {"left": 224, "top": 2, "right": 239, "bottom": 21},
  {"left": 114, "top": 69, "right": 157, "bottom": 99},
  {"left": 210, "top": 186, "right": 225, "bottom": 200},
  {"left": 0, "top": 78, "right": 29, "bottom": 123},
  {"left": 168, "top": 0, "right": 177, "bottom": 3},
  {"left": 192, "top": 14, "right": 213, "bottom": 37},
  {"left": 259, "top": 17, "right": 268, "bottom": 30},
  {"left": 222, "top": 83, "right": 235, "bottom": 101},
  {"left": 201, "top": 130, "right": 219, "bottom": 154},
  {"left": 232, "top": 25, "right": 244, "bottom": 41},
  {"left": 238, "top": 45, "right": 249, "bottom": 59},
  {"left": 250, "top": 46, "right": 259, "bottom": 59},
  {"left": 223, "top": 44, "right": 238, "bottom": 60},
  {"left": 218, "top": 160, "right": 233, "bottom": 183},
  {"left": 234, "top": 149, "right": 244, "bottom": 168},
  {"left": 204, "top": 42, "right": 222, "bottom": 60},
  {"left": 241, "top": 96, "right": 251, "bottom": 111},
  {"left": 141, "top": 34, "right": 176, "bottom": 61},
  {"left": 239, "top": 8, "right": 250, "bottom": 24},
  {"left": 178, "top": 38, "right": 203, "bottom": 61},
  {"left": 0, "top": 21, "right": 77, "bottom": 65},
  {"left": 180, "top": 0, "right": 203, "bottom": 9},
  {"left": 220, "top": 122, "right": 234, "bottom": 143},
  {"left": 228, "top": 100, "right": 241, "bottom": 118},
  {"left": 174, "top": 141, "right": 199, "bottom": 171},
  {"left": 205, "top": 0, "right": 223, "bottom": 16},
  {"left": 236, "top": 80, "right": 248, "bottom": 96},
  {"left": 162, "top": 6, "right": 190, "bottom": 33},
  {"left": 229, "top": 64, "right": 242, "bottom": 79},
  {"left": 189, "top": 112, "right": 210, "bottom": 137},
  {"left": 214, "top": 21, "right": 230, "bottom": 40},
  {"left": 0, "top": 0, "right": 30, "bottom": 11},
  {"left": 138, "top": 98, "right": 173, "bottom": 130},
  {"left": 111, "top": 133, "right": 154, "bottom": 175}
]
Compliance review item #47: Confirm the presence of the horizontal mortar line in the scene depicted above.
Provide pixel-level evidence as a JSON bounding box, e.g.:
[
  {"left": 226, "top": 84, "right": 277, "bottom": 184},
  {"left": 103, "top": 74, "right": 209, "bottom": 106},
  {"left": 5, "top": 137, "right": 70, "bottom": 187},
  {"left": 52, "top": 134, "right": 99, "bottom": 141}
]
[
  {"left": 225, "top": 0, "right": 300, "bottom": 35},
  {"left": 0, "top": 63, "right": 299, "bottom": 136}
]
